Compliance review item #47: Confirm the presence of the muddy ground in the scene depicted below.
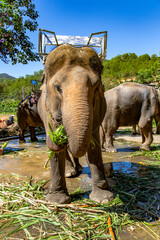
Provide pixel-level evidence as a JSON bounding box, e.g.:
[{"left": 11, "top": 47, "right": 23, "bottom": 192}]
[{"left": 0, "top": 121, "right": 160, "bottom": 239}]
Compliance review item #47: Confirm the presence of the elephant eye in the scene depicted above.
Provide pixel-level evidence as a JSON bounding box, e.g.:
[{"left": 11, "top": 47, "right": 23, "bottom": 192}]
[{"left": 54, "top": 84, "right": 62, "bottom": 94}]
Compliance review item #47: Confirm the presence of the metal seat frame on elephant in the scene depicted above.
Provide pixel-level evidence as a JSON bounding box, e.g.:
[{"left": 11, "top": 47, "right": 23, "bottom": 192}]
[{"left": 38, "top": 29, "right": 107, "bottom": 63}]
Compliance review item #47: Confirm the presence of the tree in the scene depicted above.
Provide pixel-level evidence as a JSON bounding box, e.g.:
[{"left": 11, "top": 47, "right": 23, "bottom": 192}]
[
  {"left": 151, "top": 54, "right": 158, "bottom": 62},
  {"left": 0, "top": 0, "right": 40, "bottom": 64},
  {"left": 138, "top": 54, "right": 150, "bottom": 62},
  {"left": 121, "top": 53, "right": 138, "bottom": 62},
  {"left": 136, "top": 68, "right": 154, "bottom": 84}
]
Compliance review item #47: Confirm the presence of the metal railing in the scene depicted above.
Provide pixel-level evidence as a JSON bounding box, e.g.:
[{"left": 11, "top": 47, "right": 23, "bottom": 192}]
[{"left": 38, "top": 29, "right": 107, "bottom": 62}]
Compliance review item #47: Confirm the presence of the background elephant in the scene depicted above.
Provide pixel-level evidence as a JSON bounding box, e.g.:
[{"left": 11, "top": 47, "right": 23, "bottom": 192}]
[
  {"left": 154, "top": 88, "right": 160, "bottom": 134},
  {"left": 132, "top": 125, "right": 141, "bottom": 135},
  {"left": 17, "top": 93, "right": 81, "bottom": 178},
  {"left": 100, "top": 82, "right": 158, "bottom": 152},
  {"left": 38, "top": 44, "right": 113, "bottom": 204},
  {"left": 17, "top": 93, "right": 43, "bottom": 142}
]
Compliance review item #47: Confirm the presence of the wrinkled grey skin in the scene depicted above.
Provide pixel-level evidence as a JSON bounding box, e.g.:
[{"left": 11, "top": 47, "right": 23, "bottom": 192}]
[
  {"left": 154, "top": 116, "right": 160, "bottom": 134},
  {"left": 155, "top": 88, "right": 160, "bottom": 134},
  {"left": 38, "top": 44, "right": 113, "bottom": 204},
  {"left": 100, "top": 82, "right": 158, "bottom": 152},
  {"left": 17, "top": 95, "right": 81, "bottom": 178},
  {"left": 17, "top": 96, "right": 43, "bottom": 142}
]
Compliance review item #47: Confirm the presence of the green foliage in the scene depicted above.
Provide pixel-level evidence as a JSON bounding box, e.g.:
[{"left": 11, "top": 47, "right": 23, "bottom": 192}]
[
  {"left": 136, "top": 68, "right": 154, "bottom": 84},
  {"left": 102, "top": 53, "right": 159, "bottom": 90},
  {"left": 0, "top": 0, "right": 40, "bottom": 64},
  {"left": 0, "top": 70, "right": 43, "bottom": 114},
  {"left": 48, "top": 123, "right": 68, "bottom": 146},
  {"left": 0, "top": 51, "right": 160, "bottom": 115},
  {"left": 0, "top": 99, "right": 20, "bottom": 114},
  {"left": 46, "top": 123, "right": 68, "bottom": 163},
  {"left": 0, "top": 70, "right": 43, "bottom": 102},
  {"left": 156, "top": 56, "right": 160, "bottom": 82}
]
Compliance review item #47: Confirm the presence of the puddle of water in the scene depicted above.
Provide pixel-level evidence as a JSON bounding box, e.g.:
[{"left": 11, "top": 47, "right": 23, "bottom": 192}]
[
  {"left": 0, "top": 134, "right": 49, "bottom": 180},
  {"left": 113, "top": 161, "right": 140, "bottom": 175}
]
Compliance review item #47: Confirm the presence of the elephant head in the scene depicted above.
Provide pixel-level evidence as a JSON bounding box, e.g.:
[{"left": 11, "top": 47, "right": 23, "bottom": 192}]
[{"left": 38, "top": 44, "right": 106, "bottom": 158}]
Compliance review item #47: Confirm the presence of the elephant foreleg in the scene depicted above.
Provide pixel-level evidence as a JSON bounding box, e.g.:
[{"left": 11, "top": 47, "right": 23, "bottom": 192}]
[
  {"left": 87, "top": 130, "right": 113, "bottom": 203},
  {"left": 105, "top": 130, "right": 117, "bottom": 153},
  {"left": 65, "top": 151, "right": 82, "bottom": 178},
  {"left": 46, "top": 150, "right": 70, "bottom": 204},
  {"left": 65, "top": 151, "right": 77, "bottom": 178},
  {"left": 155, "top": 116, "right": 160, "bottom": 134},
  {"left": 140, "top": 122, "right": 153, "bottom": 151},
  {"left": 30, "top": 127, "right": 38, "bottom": 142},
  {"left": 19, "top": 128, "right": 26, "bottom": 143},
  {"left": 141, "top": 131, "right": 145, "bottom": 144},
  {"left": 74, "top": 157, "right": 82, "bottom": 173},
  {"left": 132, "top": 125, "right": 137, "bottom": 135}
]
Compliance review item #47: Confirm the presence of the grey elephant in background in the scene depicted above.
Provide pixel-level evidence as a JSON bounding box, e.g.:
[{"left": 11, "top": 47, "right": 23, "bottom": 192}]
[
  {"left": 154, "top": 88, "right": 160, "bottom": 134},
  {"left": 100, "top": 82, "right": 159, "bottom": 152},
  {"left": 38, "top": 44, "right": 113, "bottom": 204}
]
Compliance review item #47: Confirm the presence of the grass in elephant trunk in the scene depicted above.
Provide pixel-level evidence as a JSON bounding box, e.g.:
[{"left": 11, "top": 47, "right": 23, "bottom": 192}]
[
  {"left": 0, "top": 166, "right": 160, "bottom": 239},
  {"left": 44, "top": 123, "right": 68, "bottom": 168},
  {"left": 45, "top": 122, "right": 96, "bottom": 168},
  {"left": 48, "top": 123, "right": 68, "bottom": 146}
]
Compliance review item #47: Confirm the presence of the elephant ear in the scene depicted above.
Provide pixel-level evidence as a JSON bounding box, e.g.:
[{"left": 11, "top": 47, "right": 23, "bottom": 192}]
[
  {"left": 93, "top": 83, "right": 106, "bottom": 128},
  {"left": 41, "top": 70, "right": 48, "bottom": 84},
  {"left": 41, "top": 72, "right": 45, "bottom": 83},
  {"left": 138, "top": 87, "right": 157, "bottom": 128}
]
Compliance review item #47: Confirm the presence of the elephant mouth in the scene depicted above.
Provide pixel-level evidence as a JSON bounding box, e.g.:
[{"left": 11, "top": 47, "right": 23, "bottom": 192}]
[{"left": 46, "top": 136, "right": 66, "bottom": 153}]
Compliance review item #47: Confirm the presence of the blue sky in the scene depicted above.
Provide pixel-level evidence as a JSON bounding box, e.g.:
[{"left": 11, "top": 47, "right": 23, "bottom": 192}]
[{"left": 1, "top": 0, "right": 160, "bottom": 78}]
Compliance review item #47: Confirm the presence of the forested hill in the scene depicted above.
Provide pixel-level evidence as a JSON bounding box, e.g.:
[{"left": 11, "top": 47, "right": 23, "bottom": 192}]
[
  {"left": 0, "top": 70, "right": 43, "bottom": 101},
  {"left": 102, "top": 53, "right": 160, "bottom": 89},
  {"left": 0, "top": 53, "right": 160, "bottom": 102}
]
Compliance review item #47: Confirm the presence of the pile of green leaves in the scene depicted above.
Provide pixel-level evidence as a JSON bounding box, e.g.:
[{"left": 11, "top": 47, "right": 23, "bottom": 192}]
[
  {"left": 0, "top": 175, "right": 131, "bottom": 239},
  {"left": 0, "top": 171, "right": 159, "bottom": 239},
  {"left": 0, "top": 99, "right": 19, "bottom": 114}
]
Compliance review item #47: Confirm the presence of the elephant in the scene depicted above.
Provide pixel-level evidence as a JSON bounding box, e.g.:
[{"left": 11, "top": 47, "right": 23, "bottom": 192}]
[
  {"left": 37, "top": 44, "right": 113, "bottom": 204},
  {"left": 17, "top": 93, "right": 43, "bottom": 142},
  {"left": 132, "top": 88, "right": 160, "bottom": 135},
  {"left": 132, "top": 125, "right": 141, "bottom": 135},
  {"left": 17, "top": 93, "right": 82, "bottom": 178},
  {"left": 154, "top": 88, "right": 160, "bottom": 134},
  {"left": 154, "top": 115, "right": 160, "bottom": 134},
  {"left": 100, "top": 82, "right": 159, "bottom": 152}
]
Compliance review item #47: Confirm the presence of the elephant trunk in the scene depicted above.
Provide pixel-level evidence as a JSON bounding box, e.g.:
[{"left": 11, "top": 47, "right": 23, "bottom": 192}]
[{"left": 62, "top": 95, "right": 93, "bottom": 158}]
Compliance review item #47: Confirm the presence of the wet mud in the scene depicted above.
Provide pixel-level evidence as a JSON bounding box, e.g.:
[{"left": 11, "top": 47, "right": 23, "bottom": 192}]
[{"left": 0, "top": 130, "right": 160, "bottom": 239}]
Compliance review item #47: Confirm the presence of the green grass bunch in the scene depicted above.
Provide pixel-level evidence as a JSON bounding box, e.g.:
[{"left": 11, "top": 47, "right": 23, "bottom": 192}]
[
  {"left": 45, "top": 123, "right": 68, "bottom": 167},
  {"left": 48, "top": 123, "right": 68, "bottom": 146}
]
